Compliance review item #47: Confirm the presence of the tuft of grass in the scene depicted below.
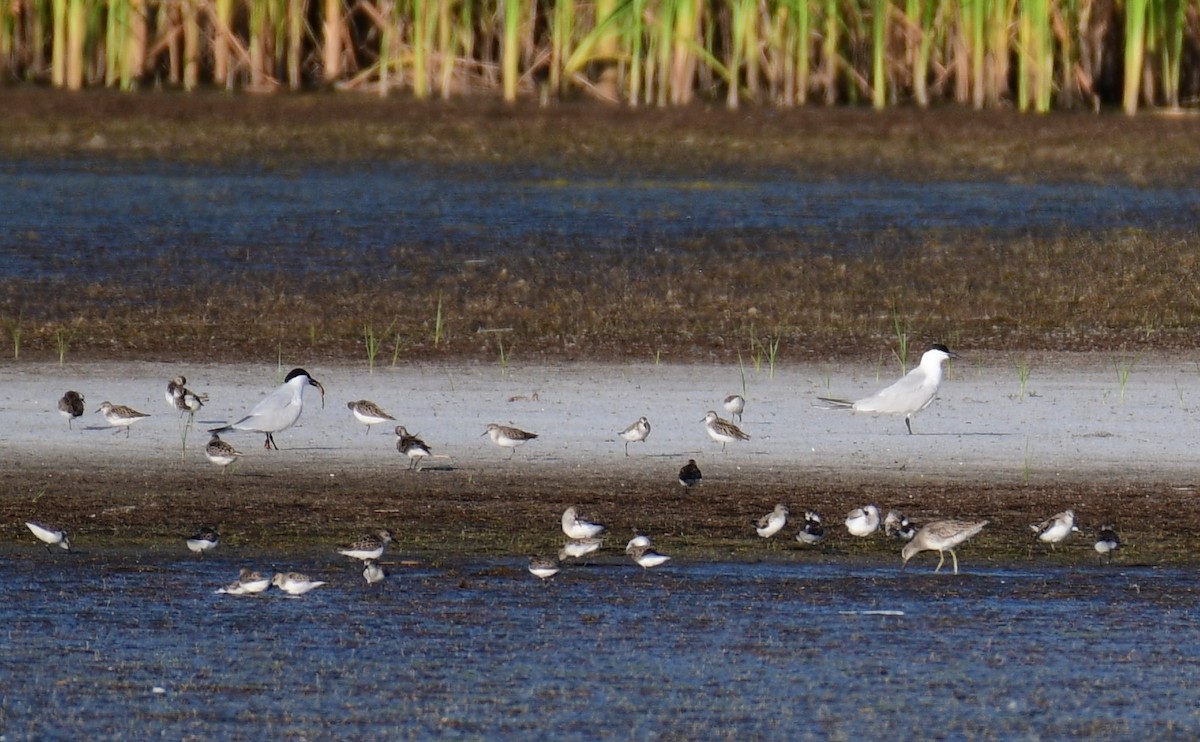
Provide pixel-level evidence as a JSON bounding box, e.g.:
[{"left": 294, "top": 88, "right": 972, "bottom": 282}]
[
  {"left": 766, "top": 332, "right": 782, "bottom": 380},
  {"left": 54, "top": 326, "right": 76, "bottom": 365},
  {"left": 363, "top": 320, "right": 397, "bottom": 373},
  {"left": 433, "top": 291, "right": 444, "bottom": 348},
  {"left": 891, "top": 309, "right": 911, "bottom": 374},
  {"left": 10, "top": 317, "right": 21, "bottom": 360},
  {"left": 1114, "top": 354, "right": 1138, "bottom": 403},
  {"left": 1014, "top": 354, "right": 1032, "bottom": 400},
  {"left": 498, "top": 337, "right": 510, "bottom": 377}
]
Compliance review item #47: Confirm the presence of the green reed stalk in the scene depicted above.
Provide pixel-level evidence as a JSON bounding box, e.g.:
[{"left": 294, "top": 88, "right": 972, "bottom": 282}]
[
  {"left": 1158, "top": 0, "right": 1186, "bottom": 107},
  {"left": 50, "top": 0, "right": 65, "bottom": 85},
  {"left": 64, "top": 0, "right": 83, "bottom": 89},
  {"left": 437, "top": 0, "right": 455, "bottom": 98},
  {"left": 821, "top": 0, "right": 837, "bottom": 103},
  {"left": 910, "top": 0, "right": 937, "bottom": 106},
  {"left": 1124, "top": 0, "right": 1148, "bottom": 113},
  {"left": 413, "top": 0, "right": 430, "bottom": 98},
  {"left": 286, "top": 0, "right": 304, "bottom": 90},
  {"left": 671, "top": 0, "right": 699, "bottom": 104},
  {"left": 654, "top": 0, "right": 675, "bottom": 105},
  {"left": 871, "top": 0, "right": 887, "bottom": 109},
  {"left": 626, "top": 0, "right": 646, "bottom": 105},
  {"left": 795, "top": 0, "right": 810, "bottom": 103},
  {"left": 183, "top": 0, "right": 200, "bottom": 89},
  {"left": 726, "top": 0, "right": 751, "bottom": 107},
  {"left": 502, "top": 0, "right": 520, "bottom": 101},
  {"left": 433, "top": 291, "right": 444, "bottom": 348}
]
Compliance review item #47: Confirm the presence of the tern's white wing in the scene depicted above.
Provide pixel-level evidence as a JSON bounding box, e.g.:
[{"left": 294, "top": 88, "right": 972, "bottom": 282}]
[{"left": 852, "top": 367, "right": 936, "bottom": 414}]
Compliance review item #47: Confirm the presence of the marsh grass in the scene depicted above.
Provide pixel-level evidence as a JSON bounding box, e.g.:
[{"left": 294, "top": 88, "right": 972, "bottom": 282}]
[
  {"left": 363, "top": 321, "right": 397, "bottom": 373},
  {"left": 3, "top": 226, "right": 1198, "bottom": 365}
]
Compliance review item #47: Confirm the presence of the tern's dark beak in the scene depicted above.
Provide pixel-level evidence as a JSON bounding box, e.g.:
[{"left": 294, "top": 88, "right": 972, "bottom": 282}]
[{"left": 310, "top": 379, "right": 326, "bottom": 408}]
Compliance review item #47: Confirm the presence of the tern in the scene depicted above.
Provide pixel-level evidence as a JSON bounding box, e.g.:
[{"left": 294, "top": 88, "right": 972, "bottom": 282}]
[
  {"left": 210, "top": 368, "right": 325, "bottom": 450},
  {"left": 819, "top": 344, "right": 958, "bottom": 434}
]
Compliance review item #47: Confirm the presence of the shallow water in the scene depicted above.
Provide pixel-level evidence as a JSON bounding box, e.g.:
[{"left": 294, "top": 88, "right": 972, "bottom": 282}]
[
  {"left": 2, "top": 548, "right": 1196, "bottom": 739},
  {"left": 2, "top": 159, "right": 1198, "bottom": 283}
]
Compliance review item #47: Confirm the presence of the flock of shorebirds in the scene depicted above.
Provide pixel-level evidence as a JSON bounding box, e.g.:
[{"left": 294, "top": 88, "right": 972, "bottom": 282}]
[{"left": 30, "top": 346, "right": 1122, "bottom": 591}]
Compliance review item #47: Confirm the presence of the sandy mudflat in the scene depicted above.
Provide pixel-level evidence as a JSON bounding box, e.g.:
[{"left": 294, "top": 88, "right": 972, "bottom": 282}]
[{"left": 1, "top": 353, "right": 1197, "bottom": 557}]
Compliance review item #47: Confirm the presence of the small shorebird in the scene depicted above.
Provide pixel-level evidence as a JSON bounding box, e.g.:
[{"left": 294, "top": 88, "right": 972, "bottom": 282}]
[
  {"left": 96, "top": 401, "right": 150, "bottom": 437},
  {"left": 168, "top": 376, "right": 208, "bottom": 416},
  {"left": 901, "top": 519, "right": 988, "bottom": 574},
  {"left": 204, "top": 432, "right": 243, "bottom": 473},
  {"left": 58, "top": 390, "right": 85, "bottom": 429},
  {"left": 723, "top": 394, "right": 746, "bottom": 422},
  {"left": 216, "top": 568, "right": 272, "bottom": 596},
  {"left": 185, "top": 526, "right": 220, "bottom": 555},
  {"left": 619, "top": 416, "right": 651, "bottom": 456},
  {"left": 626, "top": 535, "right": 653, "bottom": 552},
  {"left": 210, "top": 368, "right": 325, "bottom": 450},
  {"left": 845, "top": 505, "right": 881, "bottom": 537},
  {"left": 1032, "top": 509, "right": 1080, "bottom": 549},
  {"left": 347, "top": 400, "right": 395, "bottom": 435},
  {"left": 628, "top": 543, "right": 671, "bottom": 569},
  {"left": 271, "top": 572, "right": 326, "bottom": 595},
  {"left": 363, "top": 560, "right": 386, "bottom": 585},
  {"left": 1094, "top": 525, "right": 1121, "bottom": 563},
  {"left": 483, "top": 423, "right": 538, "bottom": 458},
  {"left": 678, "top": 459, "right": 702, "bottom": 488},
  {"left": 558, "top": 537, "right": 604, "bottom": 560},
  {"left": 26, "top": 521, "right": 70, "bottom": 551},
  {"left": 796, "top": 511, "right": 825, "bottom": 546},
  {"left": 702, "top": 410, "right": 750, "bottom": 452},
  {"left": 819, "top": 344, "right": 958, "bottom": 434},
  {"left": 338, "top": 530, "right": 394, "bottom": 561},
  {"left": 561, "top": 506, "right": 605, "bottom": 539},
  {"left": 754, "top": 504, "right": 790, "bottom": 539},
  {"left": 884, "top": 510, "right": 917, "bottom": 541},
  {"left": 528, "top": 556, "right": 560, "bottom": 580},
  {"left": 395, "top": 425, "right": 432, "bottom": 471}
]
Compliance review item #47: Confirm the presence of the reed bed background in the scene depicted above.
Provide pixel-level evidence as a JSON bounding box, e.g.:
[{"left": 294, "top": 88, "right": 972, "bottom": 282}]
[{"left": 1, "top": 0, "right": 1198, "bottom": 112}]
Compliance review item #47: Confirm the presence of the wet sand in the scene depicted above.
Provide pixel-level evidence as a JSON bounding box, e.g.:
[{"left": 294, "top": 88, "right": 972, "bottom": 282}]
[{"left": 4, "top": 353, "right": 1197, "bottom": 562}]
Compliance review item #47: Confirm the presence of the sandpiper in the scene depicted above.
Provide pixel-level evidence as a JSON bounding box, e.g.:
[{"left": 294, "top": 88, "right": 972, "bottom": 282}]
[
  {"left": 754, "top": 504, "right": 790, "bottom": 539},
  {"left": 338, "top": 530, "right": 394, "bottom": 561},
  {"left": 96, "top": 401, "right": 151, "bottom": 437},
  {"left": 796, "top": 511, "right": 825, "bottom": 546},
  {"left": 168, "top": 376, "right": 208, "bottom": 416},
  {"left": 678, "top": 459, "right": 702, "bottom": 487},
  {"left": 845, "top": 505, "right": 881, "bottom": 537},
  {"left": 528, "top": 556, "right": 560, "bottom": 580},
  {"left": 271, "top": 572, "right": 327, "bottom": 595},
  {"left": 185, "top": 526, "right": 220, "bottom": 555},
  {"left": 1094, "top": 525, "right": 1121, "bottom": 563},
  {"left": 1032, "top": 509, "right": 1080, "bottom": 549},
  {"left": 619, "top": 416, "right": 651, "bottom": 456},
  {"left": 625, "top": 535, "right": 653, "bottom": 552},
  {"left": 561, "top": 507, "right": 605, "bottom": 539},
  {"left": 204, "top": 432, "right": 243, "bottom": 473},
  {"left": 347, "top": 400, "right": 396, "bottom": 435},
  {"left": 884, "top": 510, "right": 917, "bottom": 541},
  {"left": 702, "top": 410, "right": 750, "bottom": 452},
  {"left": 558, "top": 537, "right": 604, "bottom": 560},
  {"left": 484, "top": 423, "right": 538, "bottom": 458},
  {"left": 901, "top": 519, "right": 988, "bottom": 574},
  {"left": 216, "top": 568, "right": 272, "bottom": 596},
  {"left": 395, "top": 425, "right": 432, "bottom": 471},
  {"left": 628, "top": 544, "right": 672, "bottom": 569},
  {"left": 26, "top": 521, "right": 70, "bottom": 551},
  {"left": 58, "top": 390, "right": 85, "bottom": 429},
  {"left": 363, "top": 560, "right": 387, "bottom": 584},
  {"left": 723, "top": 394, "right": 746, "bottom": 422}
]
